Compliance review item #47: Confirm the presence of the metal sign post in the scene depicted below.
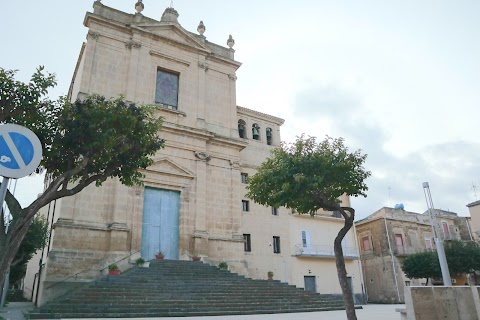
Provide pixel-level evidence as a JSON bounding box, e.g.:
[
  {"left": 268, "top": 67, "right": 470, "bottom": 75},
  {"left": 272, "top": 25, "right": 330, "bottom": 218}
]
[{"left": 0, "top": 124, "right": 43, "bottom": 308}]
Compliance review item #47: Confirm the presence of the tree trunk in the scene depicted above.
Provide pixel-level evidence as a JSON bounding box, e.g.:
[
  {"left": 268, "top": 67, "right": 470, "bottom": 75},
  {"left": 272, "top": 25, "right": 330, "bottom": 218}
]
[
  {"left": 0, "top": 209, "right": 34, "bottom": 291},
  {"left": 334, "top": 206, "right": 357, "bottom": 320}
]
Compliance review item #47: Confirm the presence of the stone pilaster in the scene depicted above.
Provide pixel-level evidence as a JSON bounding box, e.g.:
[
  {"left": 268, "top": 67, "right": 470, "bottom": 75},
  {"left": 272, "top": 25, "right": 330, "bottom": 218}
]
[{"left": 125, "top": 36, "right": 142, "bottom": 102}]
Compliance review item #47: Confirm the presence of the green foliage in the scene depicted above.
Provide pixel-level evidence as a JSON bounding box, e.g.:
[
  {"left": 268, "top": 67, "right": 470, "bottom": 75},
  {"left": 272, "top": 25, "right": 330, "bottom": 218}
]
[
  {"left": 10, "top": 216, "right": 49, "bottom": 285},
  {"left": 108, "top": 263, "right": 119, "bottom": 271},
  {"left": 246, "top": 134, "right": 370, "bottom": 214},
  {"left": 1, "top": 67, "right": 165, "bottom": 187},
  {"left": 444, "top": 240, "right": 480, "bottom": 275},
  {"left": 402, "top": 251, "right": 441, "bottom": 280},
  {"left": 218, "top": 261, "right": 228, "bottom": 270},
  {"left": 402, "top": 241, "right": 480, "bottom": 279},
  {"left": 135, "top": 258, "right": 145, "bottom": 266},
  {"left": 156, "top": 251, "right": 164, "bottom": 256},
  {"left": 267, "top": 271, "right": 274, "bottom": 276},
  {"left": 0, "top": 67, "right": 58, "bottom": 158},
  {"left": 0, "top": 67, "right": 165, "bottom": 289}
]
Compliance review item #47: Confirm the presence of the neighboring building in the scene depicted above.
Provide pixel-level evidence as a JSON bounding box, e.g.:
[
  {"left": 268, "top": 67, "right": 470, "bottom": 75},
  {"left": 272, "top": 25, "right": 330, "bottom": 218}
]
[
  {"left": 25, "top": 1, "right": 364, "bottom": 305},
  {"left": 355, "top": 207, "right": 474, "bottom": 303},
  {"left": 467, "top": 200, "right": 480, "bottom": 241}
]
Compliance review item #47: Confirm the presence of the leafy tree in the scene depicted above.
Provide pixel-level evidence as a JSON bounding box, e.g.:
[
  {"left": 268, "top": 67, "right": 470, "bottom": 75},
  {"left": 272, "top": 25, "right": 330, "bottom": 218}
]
[
  {"left": 444, "top": 240, "right": 480, "bottom": 276},
  {"left": 402, "top": 251, "right": 441, "bottom": 285},
  {"left": 402, "top": 240, "right": 480, "bottom": 284},
  {"left": 9, "top": 215, "right": 49, "bottom": 286},
  {"left": 0, "top": 67, "right": 165, "bottom": 287},
  {"left": 246, "top": 135, "right": 371, "bottom": 320}
]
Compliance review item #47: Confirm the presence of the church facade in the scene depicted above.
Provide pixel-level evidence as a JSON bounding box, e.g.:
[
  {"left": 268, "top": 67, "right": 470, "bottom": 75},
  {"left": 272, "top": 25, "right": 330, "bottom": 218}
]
[{"left": 25, "top": 1, "right": 365, "bottom": 305}]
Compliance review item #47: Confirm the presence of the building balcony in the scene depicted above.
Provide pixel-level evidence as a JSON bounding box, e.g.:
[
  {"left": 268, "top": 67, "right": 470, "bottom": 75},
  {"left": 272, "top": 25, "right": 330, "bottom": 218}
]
[{"left": 292, "top": 244, "right": 359, "bottom": 260}]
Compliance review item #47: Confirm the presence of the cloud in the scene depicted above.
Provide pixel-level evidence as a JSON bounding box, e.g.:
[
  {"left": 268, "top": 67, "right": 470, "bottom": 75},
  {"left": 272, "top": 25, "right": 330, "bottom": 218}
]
[{"left": 290, "top": 84, "right": 480, "bottom": 219}]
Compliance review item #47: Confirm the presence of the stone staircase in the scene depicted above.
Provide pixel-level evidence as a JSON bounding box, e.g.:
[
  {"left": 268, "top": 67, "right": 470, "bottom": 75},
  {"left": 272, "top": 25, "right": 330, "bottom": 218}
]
[{"left": 29, "top": 259, "right": 346, "bottom": 318}]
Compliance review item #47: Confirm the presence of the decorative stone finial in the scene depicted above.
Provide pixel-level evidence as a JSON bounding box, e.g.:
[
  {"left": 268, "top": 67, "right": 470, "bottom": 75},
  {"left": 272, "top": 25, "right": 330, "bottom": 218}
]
[
  {"left": 197, "top": 21, "right": 205, "bottom": 35},
  {"left": 227, "top": 35, "right": 235, "bottom": 49},
  {"left": 135, "top": 0, "right": 144, "bottom": 13},
  {"left": 161, "top": 7, "right": 179, "bottom": 23}
]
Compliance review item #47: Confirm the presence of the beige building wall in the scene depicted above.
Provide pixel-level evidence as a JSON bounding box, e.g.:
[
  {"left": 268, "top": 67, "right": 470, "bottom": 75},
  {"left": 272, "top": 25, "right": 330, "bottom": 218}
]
[
  {"left": 467, "top": 200, "right": 480, "bottom": 240},
  {"left": 24, "top": 1, "right": 364, "bottom": 305}
]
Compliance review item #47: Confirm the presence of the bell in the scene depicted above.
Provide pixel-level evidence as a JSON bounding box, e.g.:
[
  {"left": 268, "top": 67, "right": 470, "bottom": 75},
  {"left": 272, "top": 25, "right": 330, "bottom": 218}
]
[
  {"left": 252, "top": 127, "right": 259, "bottom": 139},
  {"left": 266, "top": 129, "right": 272, "bottom": 138},
  {"left": 238, "top": 123, "right": 245, "bottom": 137}
]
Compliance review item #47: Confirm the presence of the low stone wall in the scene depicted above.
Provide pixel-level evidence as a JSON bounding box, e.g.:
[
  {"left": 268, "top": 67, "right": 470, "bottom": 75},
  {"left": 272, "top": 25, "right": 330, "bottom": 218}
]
[{"left": 404, "top": 286, "right": 480, "bottom": 320}]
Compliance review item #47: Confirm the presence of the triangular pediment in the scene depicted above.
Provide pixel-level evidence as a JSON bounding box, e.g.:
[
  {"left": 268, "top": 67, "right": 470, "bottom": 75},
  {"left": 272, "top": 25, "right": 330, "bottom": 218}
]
[
  {"left": 137, "top": 24, "right": 209, "bottom": 52},
  {"left": 143, "top": 157, "right": 195, "bottom": 179}
]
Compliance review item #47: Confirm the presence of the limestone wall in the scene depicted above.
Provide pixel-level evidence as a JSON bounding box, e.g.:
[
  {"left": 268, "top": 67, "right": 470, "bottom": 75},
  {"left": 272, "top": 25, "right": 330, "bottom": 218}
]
[{"left": 404, "top": 286, "right": 480, "bottom": 320}]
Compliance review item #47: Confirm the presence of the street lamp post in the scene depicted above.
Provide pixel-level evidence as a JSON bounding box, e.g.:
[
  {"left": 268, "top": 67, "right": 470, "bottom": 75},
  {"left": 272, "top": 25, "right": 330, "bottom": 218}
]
[{"left": 422, "top": 182, "right": 451, "bottom": 287}]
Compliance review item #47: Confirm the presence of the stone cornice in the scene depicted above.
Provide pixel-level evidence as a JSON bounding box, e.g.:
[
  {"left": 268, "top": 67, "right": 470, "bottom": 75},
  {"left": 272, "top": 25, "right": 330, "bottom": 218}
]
[
  {"left": 149, "top": 50, "right": 190, "bottom": 67},
  {"left": 237, "top": 106, "right": 285, "bottom": 125},
  {"left": 161, "top": 122, "right": 214, "bottom": 141},
  {"left": 210, "top": 134, "right": 248, "bottom": 151},
  {"left": 68, "top": 42, "right": 86, "bottom": 100},
  {"left": 205, "top": 53, "right": 242, "bottom": 70}
]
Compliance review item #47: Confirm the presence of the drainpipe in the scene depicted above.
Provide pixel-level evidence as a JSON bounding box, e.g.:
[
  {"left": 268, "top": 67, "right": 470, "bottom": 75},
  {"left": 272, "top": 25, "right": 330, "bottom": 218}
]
[{"left": 384, "top": 213, "right": 401, "bottom": 302}]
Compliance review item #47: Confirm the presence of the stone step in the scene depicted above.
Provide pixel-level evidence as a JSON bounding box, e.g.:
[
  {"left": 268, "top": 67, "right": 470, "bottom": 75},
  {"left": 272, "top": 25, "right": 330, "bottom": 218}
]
[
  {"left": 30, "top": 306, "right": 347, "bottom": 319},
  {"left": 35, "top": 301, "right": 344, "bottom": 312},
  {"left": 31, "top": 260, "right": 345, "bottom": 318}
]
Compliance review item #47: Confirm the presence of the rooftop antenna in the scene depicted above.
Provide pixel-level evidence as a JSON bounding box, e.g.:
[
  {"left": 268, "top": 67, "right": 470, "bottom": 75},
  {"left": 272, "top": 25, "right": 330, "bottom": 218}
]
[
  {"left": 170, "top": 0, "right": 174, "bottom": 7},
  {"left": 388, "top": 186, "right": 391, "bottom": 206},
  {"left": 472, "top": 182, "right": 478, "bottom": 201}
]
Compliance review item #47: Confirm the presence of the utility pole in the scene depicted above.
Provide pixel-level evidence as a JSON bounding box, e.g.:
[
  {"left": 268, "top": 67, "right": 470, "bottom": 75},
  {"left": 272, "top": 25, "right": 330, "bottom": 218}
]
[
  {"left": 0, "top": 177, "right": 10, "bottom": 308},
  {"left": 422, "top": 182, "right": 451, "bottom": 286}
]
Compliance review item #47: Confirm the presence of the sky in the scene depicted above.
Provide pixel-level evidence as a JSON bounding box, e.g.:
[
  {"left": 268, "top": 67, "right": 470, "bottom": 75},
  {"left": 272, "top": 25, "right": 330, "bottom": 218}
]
[{"left": 1, "top": 0, "right": 479, "bottom": 219}]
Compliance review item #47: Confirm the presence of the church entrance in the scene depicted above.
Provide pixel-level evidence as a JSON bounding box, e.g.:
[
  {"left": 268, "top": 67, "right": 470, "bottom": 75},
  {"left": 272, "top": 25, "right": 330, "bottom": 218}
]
[{"left": 141, "top": 187, "right": 180, "bottom": 260}]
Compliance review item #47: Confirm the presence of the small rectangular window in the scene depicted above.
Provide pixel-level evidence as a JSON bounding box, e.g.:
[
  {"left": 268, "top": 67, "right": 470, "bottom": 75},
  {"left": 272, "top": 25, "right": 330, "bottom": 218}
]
[
  {"left": 442, "top": 222, "right": 450, "bottom": 239},
  {"left": 271, "top": 207, "right": 278, "bottom": 216},
  {"left": 243, "top": 234, "right": 251, "bottom": 252},
  {"left": 362, "top": 236, "right": 371, "bottom": 251},
  {"left": 155, "top": 69, "right": 179, "bottom": 109},
  {"left": 241, "top": 173, "right": 248, "bottom": 184},
  {"left": 242, "top": 200, "right": 249, "bottom": 212},
  {"left": 425, "top": 238, "right": 432, "bottom": 250},
  {"left": 273, "top": 236, "right": 281, "bottom": 254},
  {"left": 405, "top": 281, "right": 411, "bottom": 287}
]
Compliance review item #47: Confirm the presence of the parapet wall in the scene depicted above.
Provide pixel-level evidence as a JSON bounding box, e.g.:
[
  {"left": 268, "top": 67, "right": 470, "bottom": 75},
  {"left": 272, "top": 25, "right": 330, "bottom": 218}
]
[{"left": 404, "top": 286, "right": 480, "bottom": 320}]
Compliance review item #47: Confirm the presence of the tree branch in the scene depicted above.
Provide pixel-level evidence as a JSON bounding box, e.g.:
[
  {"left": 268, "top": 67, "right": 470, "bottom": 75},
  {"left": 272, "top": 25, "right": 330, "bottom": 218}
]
[
  {"left": 3, "top": 185, "right": 22, "bottom": 217},
  {"left": 10, "top": 253, "right": 26, "bottom": 267}
]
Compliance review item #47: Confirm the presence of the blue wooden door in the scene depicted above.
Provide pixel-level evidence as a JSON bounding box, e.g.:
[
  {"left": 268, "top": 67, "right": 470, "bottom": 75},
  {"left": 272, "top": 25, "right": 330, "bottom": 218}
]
[{"left": 141, "top": 188, "right": 180, "bottom": 260}]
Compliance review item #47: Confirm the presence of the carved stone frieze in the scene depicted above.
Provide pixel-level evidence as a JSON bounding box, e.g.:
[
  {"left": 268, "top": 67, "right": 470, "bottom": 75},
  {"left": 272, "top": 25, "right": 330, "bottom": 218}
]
[
  {"left": 229, "top": 160, "right": 241, "bottom": 169},
  {"left": 194, "top": 151, "right": 211, "bottom": 162},
  {"left": 87, "top": 31, "right": 100, "bottom": 39},
  {"left": 198, "top": 62, "right": 209, "bottom": 72},
  {"left": 125, "top": 38, "right": 142, "bottom": 50}
]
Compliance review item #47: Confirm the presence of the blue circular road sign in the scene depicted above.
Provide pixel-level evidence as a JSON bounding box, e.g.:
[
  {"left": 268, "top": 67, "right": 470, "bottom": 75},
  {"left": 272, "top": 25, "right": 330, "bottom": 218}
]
[{"left": 0, "top": 124, "right": 42, "bottom": 178}]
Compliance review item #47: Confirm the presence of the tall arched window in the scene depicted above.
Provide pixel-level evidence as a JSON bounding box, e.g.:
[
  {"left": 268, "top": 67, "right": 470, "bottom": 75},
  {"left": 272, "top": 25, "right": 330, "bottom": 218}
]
[
  {"left": 266, "top": 127, "right": 273, "bottom": 145},
  {"left": 252, "top": 124, "right": 260, "bottom": 140},
  {"left": 238, "top": 119, "right": 246, "bottom": 138}
]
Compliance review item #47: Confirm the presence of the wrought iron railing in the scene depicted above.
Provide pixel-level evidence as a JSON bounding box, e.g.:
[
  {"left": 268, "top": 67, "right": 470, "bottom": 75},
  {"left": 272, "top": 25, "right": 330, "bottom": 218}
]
[{"left": 292, "top": 244, "right": 359, "bottom": 259}]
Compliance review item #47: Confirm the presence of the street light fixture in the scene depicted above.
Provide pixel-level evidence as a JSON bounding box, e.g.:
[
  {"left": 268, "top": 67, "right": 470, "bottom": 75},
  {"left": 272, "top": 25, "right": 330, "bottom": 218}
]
[{"left": 422, "top": 182, "right": 451, "bottom": 286}]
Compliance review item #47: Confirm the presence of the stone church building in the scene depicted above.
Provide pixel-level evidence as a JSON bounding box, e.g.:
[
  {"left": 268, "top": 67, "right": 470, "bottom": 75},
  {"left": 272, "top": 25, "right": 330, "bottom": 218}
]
[{"left": 25, "top": 1, "right": 365, "bottom": 304}]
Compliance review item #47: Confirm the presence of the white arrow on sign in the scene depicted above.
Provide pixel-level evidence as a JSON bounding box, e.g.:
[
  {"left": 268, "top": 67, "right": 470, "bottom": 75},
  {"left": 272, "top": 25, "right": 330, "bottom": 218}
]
[{"left": 0, "top": 124, "right": 43, "bottom": 179}]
